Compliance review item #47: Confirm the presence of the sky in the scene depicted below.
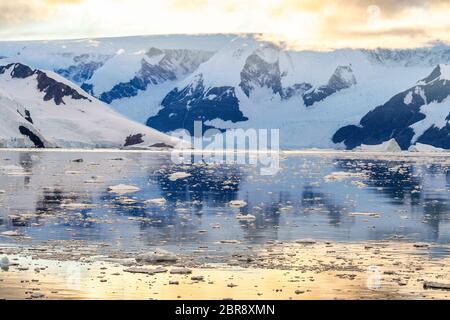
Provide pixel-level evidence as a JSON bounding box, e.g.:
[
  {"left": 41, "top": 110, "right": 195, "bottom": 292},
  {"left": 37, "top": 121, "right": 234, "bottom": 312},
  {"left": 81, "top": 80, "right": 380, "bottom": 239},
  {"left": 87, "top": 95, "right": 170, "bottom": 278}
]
[{"left": 1, "top": 0, "right": 450, "bottom": 49}]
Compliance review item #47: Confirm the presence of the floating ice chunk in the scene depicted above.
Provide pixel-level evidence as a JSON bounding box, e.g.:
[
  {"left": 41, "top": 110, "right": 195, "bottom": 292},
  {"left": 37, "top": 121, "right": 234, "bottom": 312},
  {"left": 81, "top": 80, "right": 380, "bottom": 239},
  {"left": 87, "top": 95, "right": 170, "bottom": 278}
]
[
  {"left": 115, "top": 197, "right": 138, "bottom": 205},
  {"left": 124, "top": 267, "right": 167, "bottom": 275},
  {"left": 84, "top": 176, "right": 104, "bottom": 184},
  {"left": 107, "top": 184, "right": 140, "bottom": 194},
  {"left": 136, "top": 249, "right": 178, "bottom": 264},
  {"left": 65, "top": 171, "right": 82, "bottom": 175},
  {"left": 220, "top": 240, "right": 240, "bottom": 244},
  {"left": 423, "top": 281, "right": 450, "bottom": 290},
  {"left": 170, "top": 268, "right": 192, "bottom": 275},
  {"left": 146, "top": 198, "right": 167, "bottom": 206},
  {"left": 236, "top": 214, "right": 256, "bottom": 221},
  {"left": 349, "top": 212, "right": 380, "bottom": 218},
  {"left": 355, "top": 139, "right": 401, "bottom": 152},
  {"left": 229, "top": 200, "right": 247, "bottom": 208},
  {"left": 408, "top": 143, "right": 446, "bottom": 152},
  {"left": 0, "top": 230, "right": 23, "bottom": 237},
  {"left": 295, "top": 239, "right": 316, "bottom": 245},
  {"left": 0, "top": 165, "right": 27, "bottom": 176},
  {"left": 324, "top": 172, "right": 367, "bottom": 182},
  {"left": 168, "top": 172, "right": 191, "bottom": 181},
  {"left": 61, "top": 203, "right": 95, "bottom": 209}
]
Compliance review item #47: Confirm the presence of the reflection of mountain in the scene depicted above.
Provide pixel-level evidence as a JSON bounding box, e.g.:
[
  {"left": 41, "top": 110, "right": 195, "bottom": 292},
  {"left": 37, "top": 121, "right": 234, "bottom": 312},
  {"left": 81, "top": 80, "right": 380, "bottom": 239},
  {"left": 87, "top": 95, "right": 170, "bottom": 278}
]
[
  {"left": 334, "top": 159, "right": 422, "bottom": 204},
  {"left": 36, "top": 188, "right": 80, "bottom": 212},
  {"left": 422, "top": 195, "right": 449, "bottom": 239},
  {"left": 302, "top": 186, "right": 345, "bottom": 226},
  {"left": 334, "top": 158, "right": 450, "bottom": 241},
  {"left": 95, "top": 163, "right": 245, "bottom": 245},
  {"left": 156, "top": 163, "right": 243, "bottom": 206}
]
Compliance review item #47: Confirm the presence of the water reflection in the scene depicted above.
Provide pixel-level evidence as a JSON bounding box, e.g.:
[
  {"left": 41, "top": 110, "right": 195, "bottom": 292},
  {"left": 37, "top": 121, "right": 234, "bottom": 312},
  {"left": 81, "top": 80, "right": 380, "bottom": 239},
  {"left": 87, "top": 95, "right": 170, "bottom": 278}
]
[
  {"left": 301, "top": 186, "right": 344, "bottom": 226},
  {"left": 334, "top": 159, "right": 422, "bottom": 204},
  {"left": 0, "top": 151, "right": 450, "bottom": 254},
  {"left": 156, "top": 163, "right": 243, "bottom": 208}
]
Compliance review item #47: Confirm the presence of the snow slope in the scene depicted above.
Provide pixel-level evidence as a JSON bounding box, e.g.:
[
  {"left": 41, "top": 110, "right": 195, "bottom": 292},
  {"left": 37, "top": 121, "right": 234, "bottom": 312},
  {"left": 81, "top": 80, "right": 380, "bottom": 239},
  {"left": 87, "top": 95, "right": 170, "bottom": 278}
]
[
  {"left": 2, "top": 34, "right": 450, "bottom": 149},
  {"left": 145, "top": 35, "right": 446, "bottom": 148},
  {"left": 0, "top": 61, "right": 182, "bottom": 149},
  {"left": 334, "top": 64, "right": 450, "bottom": 150}
]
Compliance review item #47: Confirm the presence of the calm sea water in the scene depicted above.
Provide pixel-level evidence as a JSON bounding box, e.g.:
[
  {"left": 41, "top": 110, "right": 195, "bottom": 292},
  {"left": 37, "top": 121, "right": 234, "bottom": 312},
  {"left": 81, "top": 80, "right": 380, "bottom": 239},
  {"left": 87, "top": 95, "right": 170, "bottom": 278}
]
[{"left": 0, "top": 150, "right": 449, "bottom": 255}]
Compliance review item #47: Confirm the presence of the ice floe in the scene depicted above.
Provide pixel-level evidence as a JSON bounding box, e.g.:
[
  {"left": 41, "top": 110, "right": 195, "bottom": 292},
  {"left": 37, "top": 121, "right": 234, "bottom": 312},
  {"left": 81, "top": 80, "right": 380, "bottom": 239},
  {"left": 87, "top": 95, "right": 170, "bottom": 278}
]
[
  {"left": 324, "top": 171, "right": 367, "bottom": 181},
  {"left": 229, "top": 200, "right": 247, "bottom": 208},
  {"left": 107, "top": 184, "right": 140, "bottom": 194},
  {"left": 145, "top": 198, "right": 167, "bottom": 206},
  {"left": 168, "top": 172, "right": 191, "bottom": 181}
]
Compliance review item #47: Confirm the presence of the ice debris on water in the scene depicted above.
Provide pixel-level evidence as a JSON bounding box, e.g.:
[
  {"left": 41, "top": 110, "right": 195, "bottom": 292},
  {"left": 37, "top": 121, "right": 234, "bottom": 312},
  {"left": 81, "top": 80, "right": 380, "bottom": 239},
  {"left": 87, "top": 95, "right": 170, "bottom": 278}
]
[
  {"left": 229, "top": 200, "right": 247, "bottom": 208},
  {"left": 168, "top": 172, "right": 191, "bottom": 181},
  {"left": 236, "top": 214, "right": 256, "bottom": 221},
  {"left": 135, "top": 249, "right": 178, "bottom": 264},
  {"left": 107, "top": 184, "right": 140, "bottom": 194},
  {"left": 349, "top": 212, "right": 380, "bottom": 218},
  {"left": 145, "top": 198, "right": 167, "bottom": 206},
  {"left": 0, "top": 230, "right": 23, "bottom": 237},
  {"left": 170, "top": 268, "right": 192, "bottom": 275},
  {"left": 0, "top": 165, "right": 27, "bottom": 176},
  {"left": 324, "top": 171, "right": 367, "bottom": 182},
  {"left": 61, "top": 203, "right": 96, "bottom": 210}
]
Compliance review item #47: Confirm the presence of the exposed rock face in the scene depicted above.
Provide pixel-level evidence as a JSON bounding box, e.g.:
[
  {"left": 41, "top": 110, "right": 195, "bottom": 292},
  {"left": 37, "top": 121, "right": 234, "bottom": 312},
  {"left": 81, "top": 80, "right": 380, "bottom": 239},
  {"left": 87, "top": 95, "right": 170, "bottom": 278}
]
[
  {"left": 303, "top": 65, "right": 357, "bottom": 107},
  {"left": 149, "top": 142, "right": 173, "bottom": 149},
  {"left": 147, "top": 74, "right": 248, "bottom": 134},
  {"left": 333, "top": 64, "right": 450, "bottom": 150},
  {"left": 239, "top": 53, "right": 283, "bottom": 97},
  {"left": 416, "top": 119, "right": 450, "bottom": 149},
  {"left": 124, "top": 133, "right": 145, "bottom": 147},
  {"left": 0, "top": 61, "right": 179, "bottom": 149},
  {"left": 281, "top": 83, "right": 313, "bottom": 100},
  {"left": 18, "top": 126, "right": 45, "bottom": 148},
  {"left": 0, "top": 63, "right": 90, "bottom": 105},
  {"left": 99, "top": 48, "right": 213, "bottom": 103},
  {"left": 364, "top": 47, "right": 450, "bottom": 67},
  {"left": 56, "top": 54, "right": 111, "bottom": 84},
  {"left": 16, "top": 109, "right": 34, "bottom": 124}
]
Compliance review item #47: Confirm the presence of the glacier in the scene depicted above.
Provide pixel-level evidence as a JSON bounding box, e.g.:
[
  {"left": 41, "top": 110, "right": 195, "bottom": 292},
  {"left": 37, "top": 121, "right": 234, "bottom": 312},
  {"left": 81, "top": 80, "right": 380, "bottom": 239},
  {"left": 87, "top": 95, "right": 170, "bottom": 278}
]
[{"left": 1, "top": 34, "right": 450, "bottom": 150}]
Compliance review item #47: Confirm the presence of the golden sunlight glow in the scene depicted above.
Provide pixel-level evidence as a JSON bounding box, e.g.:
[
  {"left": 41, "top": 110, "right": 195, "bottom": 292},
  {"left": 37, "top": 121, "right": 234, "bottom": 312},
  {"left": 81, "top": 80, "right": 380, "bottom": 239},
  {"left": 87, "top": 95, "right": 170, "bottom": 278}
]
[{"left": 0, "top": 0, "right": 449, "bottom": 49}]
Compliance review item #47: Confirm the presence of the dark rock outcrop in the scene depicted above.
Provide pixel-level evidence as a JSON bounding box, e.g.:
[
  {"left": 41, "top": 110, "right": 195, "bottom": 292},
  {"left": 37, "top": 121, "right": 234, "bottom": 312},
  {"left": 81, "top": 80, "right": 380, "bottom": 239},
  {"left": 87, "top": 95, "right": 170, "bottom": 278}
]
[
  {"left": 333, "top": 65, "right": 450, "bottom": 150},
  {"left": 239, "top": 53, "right": 283, "bottom": 97},
  {"left": 18, "top": 126, "right": 45, "bottom": 148},
  {"left": 98, "top": 48, "right": 213, "bottom": 103},
  {"left": 303, "top": 65, "right": 356, "bottom": 107},
  {"left": 1, "top": 63, "right": 90, "bottom": 105},
  {"left": 147, "top": 74, "right": 248, "bottom": 134},
  {"left": 16, "top": 109, "right": 34, "bottom": 124},
  {"left": 281, "top": 83, "right": 312, "bottom": 99},
  {"left": 56, "top": 54, "right": 110, "bottom": 84},
  {"left": 124, "top": 133, "right": 145, "bottom": 147}
]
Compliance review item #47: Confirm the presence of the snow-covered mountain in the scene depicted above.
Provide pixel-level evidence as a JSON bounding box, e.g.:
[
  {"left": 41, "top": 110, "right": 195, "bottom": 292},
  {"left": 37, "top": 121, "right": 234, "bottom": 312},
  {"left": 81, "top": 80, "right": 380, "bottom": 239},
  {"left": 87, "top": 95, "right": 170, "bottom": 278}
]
[
  {"left": 0, "top": 61, "right": 181, "bottom": 149},
  {"left": 334, "top": 64, "right": 450, "bottom": 150},
  {"left": 1, "top": 34, "right": 450, "bottom": 150}
]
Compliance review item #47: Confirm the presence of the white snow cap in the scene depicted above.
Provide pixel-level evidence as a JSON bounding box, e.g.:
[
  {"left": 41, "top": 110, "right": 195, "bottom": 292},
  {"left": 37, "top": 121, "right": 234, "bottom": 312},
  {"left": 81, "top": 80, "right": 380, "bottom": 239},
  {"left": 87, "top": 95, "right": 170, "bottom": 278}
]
[{"left": 0, "top": 61, "right": 184, "bottom": 149}]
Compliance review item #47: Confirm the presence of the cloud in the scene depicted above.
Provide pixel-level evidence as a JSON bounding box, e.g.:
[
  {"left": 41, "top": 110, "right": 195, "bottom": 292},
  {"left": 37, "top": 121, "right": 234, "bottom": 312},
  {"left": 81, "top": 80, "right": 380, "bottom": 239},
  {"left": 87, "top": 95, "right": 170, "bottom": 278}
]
[
  {"left": 0, "top": 0, "right": 83, "bottom": 27},
  {"left": 257, "top": 0, "right": 450, "bottom": 49},
  {"left": 1, "top": 0, "right": 449, "bottom": 49}
]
